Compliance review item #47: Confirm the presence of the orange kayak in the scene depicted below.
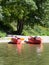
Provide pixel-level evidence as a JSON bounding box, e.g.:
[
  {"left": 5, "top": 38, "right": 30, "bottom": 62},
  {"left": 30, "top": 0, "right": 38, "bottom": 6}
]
[{"left": 25, "top": 37, "right": 41, "bottom": 44}]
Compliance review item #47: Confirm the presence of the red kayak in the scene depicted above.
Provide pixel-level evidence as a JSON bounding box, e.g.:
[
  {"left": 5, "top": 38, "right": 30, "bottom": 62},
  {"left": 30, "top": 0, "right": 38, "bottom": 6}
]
[
  {"left": 25, "top": 37, "right": 41, "bottom": 44},
  {"left": 11, "top": 37, "right": 24, "bottom": 44},
  {"left": 12, "top": 37, "right": 21, "bottom": 44}
]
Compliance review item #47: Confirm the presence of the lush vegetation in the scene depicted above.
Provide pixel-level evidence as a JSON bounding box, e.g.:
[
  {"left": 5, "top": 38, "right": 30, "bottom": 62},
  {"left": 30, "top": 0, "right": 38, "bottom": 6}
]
[{"left": 0, "top": 0, "right": 49, "bottom": 37}]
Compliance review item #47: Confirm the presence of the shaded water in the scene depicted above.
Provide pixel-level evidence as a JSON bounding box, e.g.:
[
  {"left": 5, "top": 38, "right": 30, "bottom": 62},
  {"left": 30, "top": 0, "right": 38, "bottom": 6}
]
[{"left": 0, "top": 43, "right": 49, "bottom": 65}]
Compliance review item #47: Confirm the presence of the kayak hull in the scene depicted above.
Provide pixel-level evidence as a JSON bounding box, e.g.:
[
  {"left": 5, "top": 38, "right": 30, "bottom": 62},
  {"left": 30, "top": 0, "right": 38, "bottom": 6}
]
[
  {"left": 12, "top": 38, "right": 21, "bottom": 44},
  {"left": 25, "top": 37, "right": 41, "bottom": 44}
]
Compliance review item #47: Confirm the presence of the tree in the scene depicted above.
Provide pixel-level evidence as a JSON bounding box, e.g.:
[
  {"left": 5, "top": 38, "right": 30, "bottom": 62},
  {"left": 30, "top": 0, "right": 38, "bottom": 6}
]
[
  {"left": 43, "top": 0, "right": 49, "bottom": 28},
  {"left": 0, "top": 0, "right": 37, "bottom": 34},
  {"left": 0, "top": 0, "right": 48, "bottom": 35}
]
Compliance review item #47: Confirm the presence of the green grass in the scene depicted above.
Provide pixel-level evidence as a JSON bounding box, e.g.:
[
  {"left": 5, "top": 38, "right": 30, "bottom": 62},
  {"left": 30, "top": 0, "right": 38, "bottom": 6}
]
[
  {"left": 0, "top": 43, "right": 49, "bottom": 65},
  {"left": 22, "top": 25, "right": 49, "bottom": 36}
]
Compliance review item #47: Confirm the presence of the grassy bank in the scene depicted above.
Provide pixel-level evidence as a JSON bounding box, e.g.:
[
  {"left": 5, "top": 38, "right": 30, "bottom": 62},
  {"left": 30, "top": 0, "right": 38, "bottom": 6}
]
[
  {"left": 22, "top": 25, "right": 49, "bottom": 36},
  {"left": 0, "top": 23, "right": 49, "bottom": 37}
]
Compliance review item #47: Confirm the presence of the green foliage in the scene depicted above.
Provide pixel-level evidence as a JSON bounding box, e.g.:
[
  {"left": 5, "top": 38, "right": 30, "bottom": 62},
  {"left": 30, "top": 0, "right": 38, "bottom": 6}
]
[
  {"left": 43, "top": 0, "right": 49, "bottom": 28},
  {"left": 0, "top": 6, "right": 3, "bottom": 20},
  {"left": 0, "top": 31, "right": 6, "bottom": 37},
  {"left": 0, "top": 0, "right": 49, "bottom": 36},
  {"left": 0, "top": 0, "right": 37, "bottom": 22},
  {"left": 22, "top": 25, "right": 49, "bottom": 36}
]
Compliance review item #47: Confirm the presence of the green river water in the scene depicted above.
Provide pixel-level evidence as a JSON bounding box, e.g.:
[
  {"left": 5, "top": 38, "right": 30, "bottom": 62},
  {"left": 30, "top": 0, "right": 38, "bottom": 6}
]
[{"left": 0, "top": 43, "right": 49, "bottom": 65}]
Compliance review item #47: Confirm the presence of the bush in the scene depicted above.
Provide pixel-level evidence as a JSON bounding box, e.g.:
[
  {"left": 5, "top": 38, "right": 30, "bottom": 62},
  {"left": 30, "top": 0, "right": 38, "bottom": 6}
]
[{"left": 0, "top": 31, "right": 6, "bottom": 37}]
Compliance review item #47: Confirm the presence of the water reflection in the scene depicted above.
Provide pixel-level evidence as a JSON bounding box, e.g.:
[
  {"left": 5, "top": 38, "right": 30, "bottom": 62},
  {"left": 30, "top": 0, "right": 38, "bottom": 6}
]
[
  {"left": 27, "top": 43, "right": 43, "bottom": 56},
  {"left": 16, "top": 44, "right": 23, "bottom": 54},
  {"left": 8, "top": 43, "right": 43, "bottom": 55},
  {"left": 1, "top": 43, "right": 49, "bottom": 65}
]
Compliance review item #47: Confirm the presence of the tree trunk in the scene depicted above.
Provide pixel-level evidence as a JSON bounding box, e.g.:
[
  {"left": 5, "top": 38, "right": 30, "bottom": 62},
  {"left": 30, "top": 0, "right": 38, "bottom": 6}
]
[{"left": 17, "top": 19, "right": 24, "bottom": 35}]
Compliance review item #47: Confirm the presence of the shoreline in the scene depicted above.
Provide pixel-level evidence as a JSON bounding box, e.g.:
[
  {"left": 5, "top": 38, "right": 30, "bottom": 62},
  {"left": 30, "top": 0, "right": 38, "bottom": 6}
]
[{"left": 0, "top": 36, "right": 49, "bottom": 43}]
